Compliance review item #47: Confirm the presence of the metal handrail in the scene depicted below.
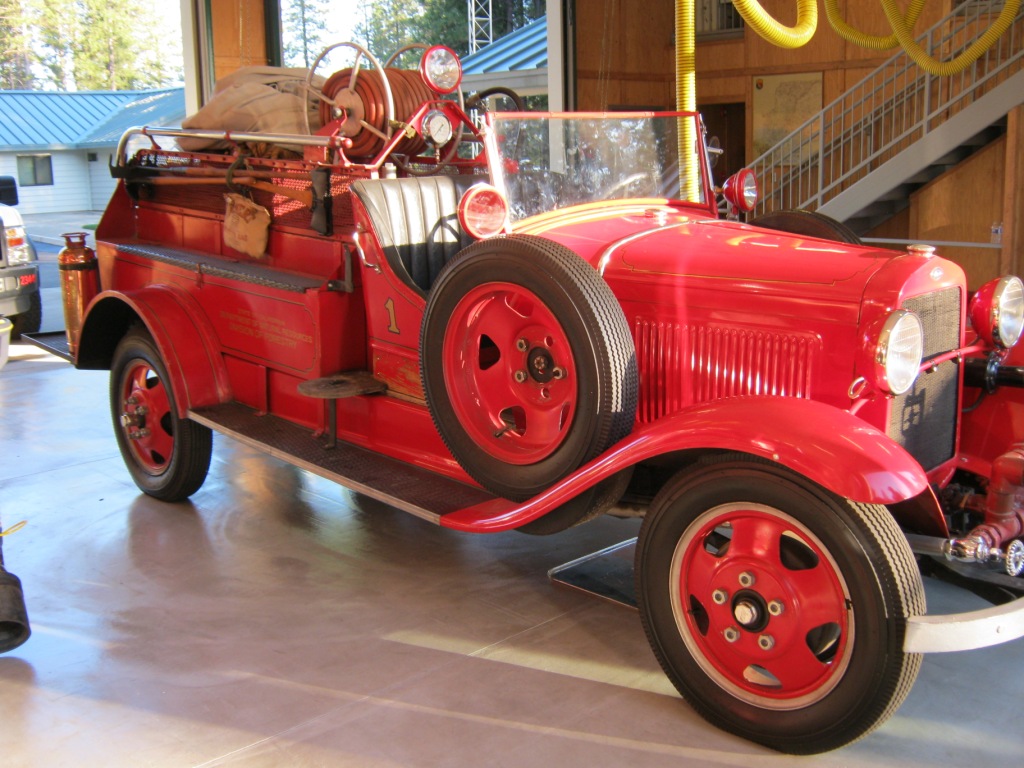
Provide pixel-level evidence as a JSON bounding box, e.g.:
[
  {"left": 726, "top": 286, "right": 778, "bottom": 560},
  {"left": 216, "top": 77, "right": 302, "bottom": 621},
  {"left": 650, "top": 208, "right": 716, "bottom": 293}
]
[
  {"left": 750, "top": 1, "right": 1024, "bottom": 218},
  {"left": 113, "top": 126, "right": 350, "bottom": 167}
]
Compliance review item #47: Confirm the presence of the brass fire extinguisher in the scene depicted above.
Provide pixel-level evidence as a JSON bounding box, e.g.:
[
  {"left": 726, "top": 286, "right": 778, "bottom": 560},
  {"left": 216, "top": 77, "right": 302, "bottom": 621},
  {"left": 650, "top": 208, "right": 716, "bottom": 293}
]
[{"left": 59, "top": 231, "right": 99, "bottom": 356}]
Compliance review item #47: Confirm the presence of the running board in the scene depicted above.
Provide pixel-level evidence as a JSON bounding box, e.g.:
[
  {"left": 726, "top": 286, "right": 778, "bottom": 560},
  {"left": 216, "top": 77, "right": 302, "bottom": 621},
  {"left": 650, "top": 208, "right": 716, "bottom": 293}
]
[
  {"left": 188, "top": 402, "right": 495, "bottom": 524},
  {"left": 21, "top": 331, "right": 73, "bottom": 363}
]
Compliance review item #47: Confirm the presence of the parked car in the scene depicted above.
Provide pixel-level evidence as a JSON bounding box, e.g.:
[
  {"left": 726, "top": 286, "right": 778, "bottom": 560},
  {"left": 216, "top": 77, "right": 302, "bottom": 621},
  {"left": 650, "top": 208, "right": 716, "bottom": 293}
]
[
  {"left": 34, "top": 43, "right": 1024, "bottom": 753},
  {"left": 0, "top": 176, "right": 41, "bottom": 338}
]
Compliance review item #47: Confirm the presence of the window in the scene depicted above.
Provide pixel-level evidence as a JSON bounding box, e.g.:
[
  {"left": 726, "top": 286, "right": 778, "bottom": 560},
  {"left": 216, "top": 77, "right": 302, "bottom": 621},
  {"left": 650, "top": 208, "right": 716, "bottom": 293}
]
[
  {"left": 696, "top": 0, "right": 745, "bottom": 38},
  {"left": 17, "top": 154, "right": 53, "bottom": 187}
]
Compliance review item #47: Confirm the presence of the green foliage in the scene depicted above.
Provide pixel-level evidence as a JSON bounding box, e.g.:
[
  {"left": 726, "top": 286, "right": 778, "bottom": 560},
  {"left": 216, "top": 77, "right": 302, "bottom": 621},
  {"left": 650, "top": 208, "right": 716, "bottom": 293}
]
[
  {"left": 0, "top": 0, "right": 37, "bottom": 89},
  {"left": 5, "top": 0, "right": 181, "bottom": 91},
  {"left": 353, "top": 0, "right": 425, "bottom": 59},
  {"left": 282, "top": 0, "right": 330, "bottom": 68},
  {"left": 352, "top": 0, "right": 544, "bottom": 59}
]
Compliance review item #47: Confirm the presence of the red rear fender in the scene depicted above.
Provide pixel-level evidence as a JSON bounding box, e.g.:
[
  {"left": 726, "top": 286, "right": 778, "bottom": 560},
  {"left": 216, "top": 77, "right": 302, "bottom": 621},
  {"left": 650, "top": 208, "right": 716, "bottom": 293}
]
[{"left": 78, "top": 286, "right": 231, "bottom": 416}]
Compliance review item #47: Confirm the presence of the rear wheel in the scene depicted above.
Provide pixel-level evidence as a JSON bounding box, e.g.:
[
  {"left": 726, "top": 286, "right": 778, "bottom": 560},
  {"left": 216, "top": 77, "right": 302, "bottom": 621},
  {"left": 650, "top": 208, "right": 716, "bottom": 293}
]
[
  {"left": 636, "top": 456, "right": 924, "bottom": 754},
  {"left": 110, "top": 329, "right": 212, "bottom": 501}
]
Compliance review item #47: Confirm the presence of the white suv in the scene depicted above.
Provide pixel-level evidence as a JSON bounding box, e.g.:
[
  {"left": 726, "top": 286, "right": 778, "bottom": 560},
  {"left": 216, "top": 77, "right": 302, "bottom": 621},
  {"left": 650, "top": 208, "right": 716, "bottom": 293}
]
[{"left": 0, "top": 176, "right": 41, "bottom": 338}]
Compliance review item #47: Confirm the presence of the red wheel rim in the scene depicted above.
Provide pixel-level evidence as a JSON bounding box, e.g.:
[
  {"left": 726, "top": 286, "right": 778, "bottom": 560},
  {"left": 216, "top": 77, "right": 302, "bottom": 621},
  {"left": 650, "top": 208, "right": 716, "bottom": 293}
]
[
  {"left": 671, "top": 503, "right": 854, "bottom": 709},
  {"left": 442, "top": 282, "right": 577, "bottom": 465},
  {"left": 118, "top": 359, "right": 174, "bottom": 475}
]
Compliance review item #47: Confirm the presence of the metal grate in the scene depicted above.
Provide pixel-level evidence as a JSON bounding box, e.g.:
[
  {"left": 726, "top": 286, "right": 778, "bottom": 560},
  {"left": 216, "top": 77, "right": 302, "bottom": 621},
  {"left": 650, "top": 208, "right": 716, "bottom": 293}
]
[
  {"left": 634, "top": 320, "right": 819, "bottom": 421},
  {"left": 888, "top": 287, "right": 962, "bottom": 469},
  {"left": 904, "top": 287, "right": 962, "bottom": 357}
]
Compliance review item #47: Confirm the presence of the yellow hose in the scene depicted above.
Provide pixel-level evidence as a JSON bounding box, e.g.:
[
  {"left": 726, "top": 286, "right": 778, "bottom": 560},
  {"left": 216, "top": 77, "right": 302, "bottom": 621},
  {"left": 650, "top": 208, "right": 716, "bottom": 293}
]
[
  {"left": 824, "top": 0, "right": 927, "bottom": 51},
  {"left": 676, "top": 0, "right": 699, "bottom": 200},
  {"left": 731, "top": 0, "right": 817, "bottom": 48},
  {"left": 880, "top": 0, "right": 1021, "bottom": 76},
  {"left": 672, "top": 0, "right": 1019, "bottom": 199}
]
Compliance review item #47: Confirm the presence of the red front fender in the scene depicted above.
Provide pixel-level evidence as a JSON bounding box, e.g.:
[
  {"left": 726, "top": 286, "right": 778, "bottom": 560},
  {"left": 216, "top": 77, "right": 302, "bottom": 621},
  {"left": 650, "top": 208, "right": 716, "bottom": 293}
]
[
  {"left": 77, "top": 285, "right": 231, "bottom": 416},
  {"left": 441, "top": 396, "right": 931, "bottom": 532}
]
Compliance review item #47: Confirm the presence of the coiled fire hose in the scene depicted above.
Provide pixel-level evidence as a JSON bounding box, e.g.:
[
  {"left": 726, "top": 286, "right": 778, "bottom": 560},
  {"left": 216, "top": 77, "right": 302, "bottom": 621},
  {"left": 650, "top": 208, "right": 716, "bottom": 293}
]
[{"left": 320, "top": 67, "right": 433, "bottom": 159}]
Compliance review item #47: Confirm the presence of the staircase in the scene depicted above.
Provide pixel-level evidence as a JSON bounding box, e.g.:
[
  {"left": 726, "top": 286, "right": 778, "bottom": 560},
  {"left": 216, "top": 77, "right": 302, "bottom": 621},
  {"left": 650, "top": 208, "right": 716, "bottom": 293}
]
[{"left": 749, "top": 1, "right": 1024, "bottom": 234}]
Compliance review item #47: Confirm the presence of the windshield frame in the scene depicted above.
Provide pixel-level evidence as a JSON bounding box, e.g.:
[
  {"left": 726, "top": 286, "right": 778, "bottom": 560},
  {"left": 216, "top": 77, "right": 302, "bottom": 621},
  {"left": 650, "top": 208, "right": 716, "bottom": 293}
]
[{"left": 481, "top": 110, "right": 718, "bottom": 226}]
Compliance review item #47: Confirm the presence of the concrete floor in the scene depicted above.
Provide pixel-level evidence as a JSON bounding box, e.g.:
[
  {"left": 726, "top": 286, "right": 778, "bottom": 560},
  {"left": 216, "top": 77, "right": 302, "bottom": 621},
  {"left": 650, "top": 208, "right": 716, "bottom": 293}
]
[{"left": 2, "top": 330, "right": 1023, "bottom": 766}]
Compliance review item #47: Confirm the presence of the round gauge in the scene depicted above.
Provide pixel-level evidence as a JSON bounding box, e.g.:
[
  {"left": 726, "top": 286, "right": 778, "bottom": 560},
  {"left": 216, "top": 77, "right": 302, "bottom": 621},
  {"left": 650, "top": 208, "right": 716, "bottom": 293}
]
[{"left": 423, "top": 110, "right": 453, "bottom": 146}]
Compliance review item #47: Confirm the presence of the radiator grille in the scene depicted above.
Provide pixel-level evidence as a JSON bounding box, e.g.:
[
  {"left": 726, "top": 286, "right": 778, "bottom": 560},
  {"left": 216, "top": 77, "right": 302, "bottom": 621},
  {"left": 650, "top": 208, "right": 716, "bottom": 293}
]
[
  {"left": 634, "top": 321, "right": 820, "bottom": 422},
  {"left": 888, "top": 287, "right": 962, "bottom": 470}
]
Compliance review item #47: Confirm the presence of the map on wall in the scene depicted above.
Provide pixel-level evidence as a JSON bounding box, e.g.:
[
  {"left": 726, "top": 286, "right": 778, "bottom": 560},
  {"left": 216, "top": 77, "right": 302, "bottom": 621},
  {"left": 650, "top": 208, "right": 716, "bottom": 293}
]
[{"left": 752, "top": 72, "right": 823, "bottom": 158}]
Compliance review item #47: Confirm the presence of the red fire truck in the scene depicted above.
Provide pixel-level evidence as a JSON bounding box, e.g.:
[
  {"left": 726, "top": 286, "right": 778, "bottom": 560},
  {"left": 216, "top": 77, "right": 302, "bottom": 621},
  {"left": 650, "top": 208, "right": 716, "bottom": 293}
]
[{"left": 34, "top": 43, "right": 1024, "bottom": 753}]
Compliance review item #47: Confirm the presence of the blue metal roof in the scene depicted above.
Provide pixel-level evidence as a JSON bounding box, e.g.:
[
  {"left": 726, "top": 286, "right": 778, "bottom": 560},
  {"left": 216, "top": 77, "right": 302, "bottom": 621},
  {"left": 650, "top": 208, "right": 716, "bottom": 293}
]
[
  {"left": 462, "top": 15, "right": 548, "bottom": 76},
  {"left": 0, "top": 89, "right": 185, "bottom": 151},
  {"left": 78, "top": 90, "right": 185, "bottom": 147}
]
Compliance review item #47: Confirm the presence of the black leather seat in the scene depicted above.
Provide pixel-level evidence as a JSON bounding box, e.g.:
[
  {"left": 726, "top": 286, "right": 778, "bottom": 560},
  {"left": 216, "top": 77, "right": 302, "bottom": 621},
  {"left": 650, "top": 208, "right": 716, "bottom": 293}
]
[{"left": 350, "top": 176, "right": 477, "bottom": 295}]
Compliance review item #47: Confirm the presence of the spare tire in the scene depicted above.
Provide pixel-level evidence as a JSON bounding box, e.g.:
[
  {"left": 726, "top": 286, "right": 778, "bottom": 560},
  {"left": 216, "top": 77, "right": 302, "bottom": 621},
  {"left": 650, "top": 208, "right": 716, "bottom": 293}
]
[{"left": 421, "top": 235, "right": 637, "bottom": 501}]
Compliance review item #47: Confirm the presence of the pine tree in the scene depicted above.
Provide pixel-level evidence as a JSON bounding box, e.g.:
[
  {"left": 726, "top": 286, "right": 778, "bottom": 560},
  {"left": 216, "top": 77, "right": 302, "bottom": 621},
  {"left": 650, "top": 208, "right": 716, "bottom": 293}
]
[
  {"left": 34, "top": 0, "right": 80, "bottom": 90},
  {"left": 0, "top": 0, "right": 37, "bottom": 89},
  {"left": 353, "top": 0, "right": 425, "bottom": 59},
  {"left": 282, "top": 0, "right": 330, "bottom": 68},
  {"left": 19, "top": 0, "right": 180, "bottom": 91}
]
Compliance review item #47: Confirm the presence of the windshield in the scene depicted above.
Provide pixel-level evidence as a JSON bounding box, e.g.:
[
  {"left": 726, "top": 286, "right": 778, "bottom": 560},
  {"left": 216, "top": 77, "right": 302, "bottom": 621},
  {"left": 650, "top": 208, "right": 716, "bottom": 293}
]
[{"left": 488, "top": 112, "right": 708, "bottom": 223}]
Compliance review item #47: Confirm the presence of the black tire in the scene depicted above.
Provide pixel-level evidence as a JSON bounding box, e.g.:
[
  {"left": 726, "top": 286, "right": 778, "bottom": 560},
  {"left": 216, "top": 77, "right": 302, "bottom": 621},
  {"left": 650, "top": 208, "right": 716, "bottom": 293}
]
[
  {"left": 10, "top": 291, "right": 42, "bottom": 339},
  {"left": 516, "top": 467, "right": 633, "bottom": 535},
  {"left": 635, "top": 455, "right": 924, "bottom": 754},
  {"left": 421, "top": 235, "right": 637, "bottom": 501},
  {"left": 110, "top": 329, "right": 212, "bottom": 501},
  {"left": 750, "top": 210, "right": 862, "bottom": 244}
]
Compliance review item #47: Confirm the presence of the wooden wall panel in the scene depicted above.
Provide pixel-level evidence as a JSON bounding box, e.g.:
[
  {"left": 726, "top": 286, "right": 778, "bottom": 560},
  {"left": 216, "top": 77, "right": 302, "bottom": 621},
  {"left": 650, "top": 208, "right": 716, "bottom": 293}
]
[
  {"left": 1001, "top": 106, "right": 1024, "bottom": 277},
  {"left": 576, "top": 0, "right": 675, "bottom": 110},
  {"left": 210, "top": 0, "right": 268, "bottom": 83},
  {"left": 905, "top": 138, "right": 1006, "bottom": 290}
]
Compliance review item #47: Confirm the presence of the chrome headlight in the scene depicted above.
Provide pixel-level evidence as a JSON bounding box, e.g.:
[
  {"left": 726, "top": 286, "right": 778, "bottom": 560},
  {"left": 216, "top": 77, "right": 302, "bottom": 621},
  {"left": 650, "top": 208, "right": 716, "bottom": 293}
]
[
  {"left": 874, "top": 310, "right": 923, "bottom": 395},
  {"left": 721, "top": 168, "right": 758, "bottom": 213},
  {"left": 419, "top": 45, "right": 462, "bottom": 94},
  {"left": 970, "top": 276, "right": 1024, "bottom": 348},
  {"left": 5, "top": 225, "right": 31, "bottom": 265}
]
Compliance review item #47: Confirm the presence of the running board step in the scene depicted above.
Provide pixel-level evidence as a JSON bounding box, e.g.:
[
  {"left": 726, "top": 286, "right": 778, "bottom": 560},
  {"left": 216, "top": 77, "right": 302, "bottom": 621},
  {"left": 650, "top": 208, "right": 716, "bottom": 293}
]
[
  {"left": 297, "top": 370, "right": 387, "bottom": 399},
  {"left": 297, "top": 371, "right": 388, "bottom": 448},
  {"left": 21, "top": 331, "right": 73, "bottom": 363},
  {"left": 188, "top": 401, "right": 494, "bottom": 524}
]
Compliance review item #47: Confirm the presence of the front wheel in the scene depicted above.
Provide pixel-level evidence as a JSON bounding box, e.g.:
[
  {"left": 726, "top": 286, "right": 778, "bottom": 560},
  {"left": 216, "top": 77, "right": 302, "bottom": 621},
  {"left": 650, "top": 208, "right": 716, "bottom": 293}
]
[
  {"left": 635, "top": 456, "right": 924, "bottom": 754},
  {"left": 110, "top": 329, "right": 212, "bottom": 501}
]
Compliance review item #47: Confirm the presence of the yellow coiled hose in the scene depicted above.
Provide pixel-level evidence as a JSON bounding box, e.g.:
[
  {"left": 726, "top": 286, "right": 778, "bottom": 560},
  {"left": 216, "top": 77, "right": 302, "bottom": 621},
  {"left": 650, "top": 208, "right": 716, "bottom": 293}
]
[
  {"left": 824, "top": 0, "right": 927, "bottom": 51},
  {"left": 730, "top": 0, "right": 817, "bottom": 48},
  {"left": 879, "top": 0, "right": 1021, "bottom": 76},
  {"left": 674, "top": 0, "right": 1020, "bottom": 188}
]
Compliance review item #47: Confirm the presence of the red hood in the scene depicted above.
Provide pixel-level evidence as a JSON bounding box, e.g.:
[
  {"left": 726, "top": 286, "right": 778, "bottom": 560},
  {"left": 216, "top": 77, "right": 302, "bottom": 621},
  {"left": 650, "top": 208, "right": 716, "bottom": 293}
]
[{"left": 515, "top": 204, "right": 892, "bottom": 308}]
